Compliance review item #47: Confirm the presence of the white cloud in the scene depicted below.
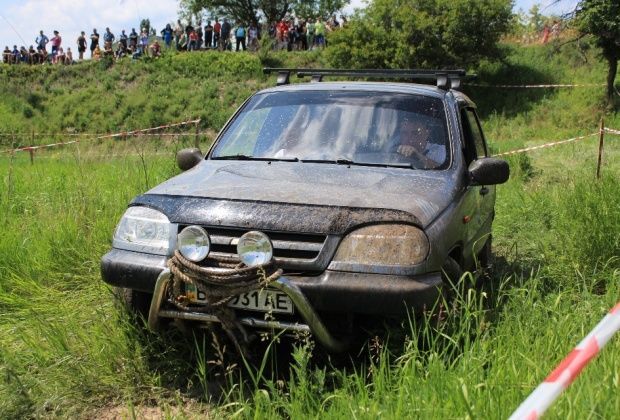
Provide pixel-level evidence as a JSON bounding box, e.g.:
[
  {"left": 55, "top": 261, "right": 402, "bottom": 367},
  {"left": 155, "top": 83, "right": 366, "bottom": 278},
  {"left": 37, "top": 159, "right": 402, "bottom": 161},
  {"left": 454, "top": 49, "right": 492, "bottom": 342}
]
[{"left": 0, "top": 0, "right": 178, "bottom": 48}]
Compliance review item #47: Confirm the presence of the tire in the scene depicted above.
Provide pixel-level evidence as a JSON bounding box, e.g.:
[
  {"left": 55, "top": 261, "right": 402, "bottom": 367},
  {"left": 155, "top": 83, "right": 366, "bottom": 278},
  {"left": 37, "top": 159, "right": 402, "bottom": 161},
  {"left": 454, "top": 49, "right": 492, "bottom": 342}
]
[
  {"left": 115, "top": 287, "right": 152, "bottom": 321},
  {"left": 441, "top": 256, "right": 464, "bottom": 294}
]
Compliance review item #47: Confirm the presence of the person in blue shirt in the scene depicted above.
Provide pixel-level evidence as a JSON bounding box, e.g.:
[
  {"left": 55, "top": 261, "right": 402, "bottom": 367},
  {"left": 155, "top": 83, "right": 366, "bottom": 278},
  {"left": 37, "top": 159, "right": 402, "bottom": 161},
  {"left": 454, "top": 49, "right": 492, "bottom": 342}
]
[
  {"left": 235, "top": 23, "right": 246, "bottom": 51},
  {"left": 103, "top": 27, "right": 115, "bottom": 49},
  {"left": 35, "top": 30, "right": 49, "bottom": 52},
  {"left": 161, "top": 24, "right": 174, "bottom": 49},
  {"left": 11, "top": 46, "right": 20, "bottom": 63}
]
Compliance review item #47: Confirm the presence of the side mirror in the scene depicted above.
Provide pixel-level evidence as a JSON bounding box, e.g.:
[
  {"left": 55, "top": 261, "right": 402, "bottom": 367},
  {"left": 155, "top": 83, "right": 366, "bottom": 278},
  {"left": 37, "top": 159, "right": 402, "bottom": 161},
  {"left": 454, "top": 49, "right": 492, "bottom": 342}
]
[
  {"left": 176, "top": 148, "right": 203, "bottom": 171},
  {"left": 468, "top": 157, "right": 510, "bottom": 186}
]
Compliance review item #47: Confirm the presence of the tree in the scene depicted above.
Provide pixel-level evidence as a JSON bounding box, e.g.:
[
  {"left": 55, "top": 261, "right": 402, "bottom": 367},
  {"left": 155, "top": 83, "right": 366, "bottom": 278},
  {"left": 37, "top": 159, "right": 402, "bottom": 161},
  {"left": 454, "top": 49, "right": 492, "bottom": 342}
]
[
  {"left": 179, "top": 0, "right": 349, "bottom": 25},
  {"left": 294, "top": 0, "right": 348, "bottom": 20},
  {"left": 573, "top": 0, "right": 619, "bottom": 107},
  {"left": 325, "top": 0, "right": 512, "bottom": 70}
]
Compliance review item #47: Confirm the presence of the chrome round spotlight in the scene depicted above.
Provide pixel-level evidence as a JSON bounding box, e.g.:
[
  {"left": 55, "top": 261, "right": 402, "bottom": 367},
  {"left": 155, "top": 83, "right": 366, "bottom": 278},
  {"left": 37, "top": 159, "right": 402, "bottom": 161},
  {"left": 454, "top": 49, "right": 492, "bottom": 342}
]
[
  {"left": 177, "top": 226, "right": 211, "bottom": 262},
  {"left": 237, "top": 231, "right": 273, "bottom": 267}
]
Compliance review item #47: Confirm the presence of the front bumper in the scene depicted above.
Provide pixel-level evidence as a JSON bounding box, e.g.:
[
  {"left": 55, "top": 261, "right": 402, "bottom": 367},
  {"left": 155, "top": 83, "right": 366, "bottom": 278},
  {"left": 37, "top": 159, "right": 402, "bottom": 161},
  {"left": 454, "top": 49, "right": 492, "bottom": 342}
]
[{"left": 101, "top": 249, "right": 443, "bottom": 317}]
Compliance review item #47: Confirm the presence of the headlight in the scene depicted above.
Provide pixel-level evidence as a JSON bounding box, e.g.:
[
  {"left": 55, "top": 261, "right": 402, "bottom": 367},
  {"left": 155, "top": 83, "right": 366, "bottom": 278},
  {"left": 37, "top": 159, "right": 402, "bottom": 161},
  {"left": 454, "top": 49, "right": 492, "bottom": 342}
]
[
  {"left": 331, "top": 224, "right": 429, "bottom": 267},
  {"left": 237, "top": 231, "right": 273, "bottom": 267},
  {"left": 178, "top": 226, "right": 211, "bottom": 262},
  {"left": 113, "top": 206, "right": 172, "bottom": 255}
]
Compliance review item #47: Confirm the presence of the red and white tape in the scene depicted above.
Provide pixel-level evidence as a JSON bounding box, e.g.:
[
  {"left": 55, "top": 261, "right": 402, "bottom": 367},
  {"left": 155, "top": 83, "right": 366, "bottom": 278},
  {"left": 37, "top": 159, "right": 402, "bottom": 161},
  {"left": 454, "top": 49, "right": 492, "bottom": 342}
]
[
  {"left": 467, "top": 83, "right": 605, "bottom": 89},
  {"left": 509, "top": 302, "right": 620, "bottom": 420},
  {"left": 492, "top": 132, "right": 599, "bottom": 157},
  {"left": 1, "top": 119, "right": 201, "bottom": 154}
]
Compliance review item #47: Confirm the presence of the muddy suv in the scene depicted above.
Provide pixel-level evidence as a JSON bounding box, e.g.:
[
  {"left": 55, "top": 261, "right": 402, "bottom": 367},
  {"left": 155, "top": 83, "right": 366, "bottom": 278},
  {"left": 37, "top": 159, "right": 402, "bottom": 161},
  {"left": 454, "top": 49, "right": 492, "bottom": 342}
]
[{"left": 101, "top": 69, "right": 509, "bottom": 352}]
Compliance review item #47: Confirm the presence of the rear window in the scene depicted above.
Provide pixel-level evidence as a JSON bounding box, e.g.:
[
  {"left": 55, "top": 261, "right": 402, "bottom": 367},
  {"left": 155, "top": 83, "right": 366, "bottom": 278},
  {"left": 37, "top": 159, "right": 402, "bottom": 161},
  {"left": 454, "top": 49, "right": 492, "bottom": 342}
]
[{"left": 212, "top": 91, "right": 449, "bottom": 169}]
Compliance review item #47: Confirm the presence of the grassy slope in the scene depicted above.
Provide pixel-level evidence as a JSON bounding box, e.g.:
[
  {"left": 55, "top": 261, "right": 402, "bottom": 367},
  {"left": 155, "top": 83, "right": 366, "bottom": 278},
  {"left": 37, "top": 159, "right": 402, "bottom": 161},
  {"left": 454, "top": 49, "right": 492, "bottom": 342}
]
[{"left": 0, "top": 43, "right": 619, "bottom": 418}]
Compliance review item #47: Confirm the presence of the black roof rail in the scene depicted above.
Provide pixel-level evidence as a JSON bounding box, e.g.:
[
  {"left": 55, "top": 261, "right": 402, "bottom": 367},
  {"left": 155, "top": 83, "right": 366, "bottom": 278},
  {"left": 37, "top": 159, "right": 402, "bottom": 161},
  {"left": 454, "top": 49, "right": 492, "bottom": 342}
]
[{"left": 262, "top": 68, "right": 469, "bottom": 90}]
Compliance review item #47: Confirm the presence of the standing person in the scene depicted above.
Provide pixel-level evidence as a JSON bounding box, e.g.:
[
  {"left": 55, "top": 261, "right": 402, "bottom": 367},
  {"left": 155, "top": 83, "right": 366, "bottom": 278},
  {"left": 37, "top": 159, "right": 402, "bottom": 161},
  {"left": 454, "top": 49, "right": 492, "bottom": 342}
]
[
  {"left": 221, "top": 19, "right": 232, "bottom": 50},
  {"left": 3, "top": 46, "right": 11, "bottom": 64},
  {"left": 139, "top": 28, "right": 149, "bottom": 56},
  {"left": 77, "top": 31, "right": 87, "bottom": 60},
  {"left": 187, "top": 28, "right": 198, "bottom": 51},
  {"left": 247, "top": 23, "right": 258, "bottom": 52},
  {"left": 314, "top": 17, "right": 326, "bottom": 49},
  {"left": 161, "top": 24, "right": 173, "bottom": 49},
  {"left": 11, "top": 45, "right": 19, "bottom": 64},
  {"left": 174, "top": 19, "right": 184, "bottom": 50},
  {"left": 306, "top": 19, "right": 315, "bottom": 50},
  {"left": 50, "top": 30, "right": 62, "bottom": 60},
  {"left": 235, "top": 23, "right": 246, "bottom": 51},
  {"left": 128, "top": 28, "right": 138, "bottom": 51},
  {"left": 204, "top": 21, "right": 213, "bottom": 49},
  {"left": 119, "top": 30, "right": 128, "bottom": 50},
  {"left": 213, "top": 18, "right": 221, "bottom": 49},
  {"left": 90, "top": 29, "right": 100, "bottom": 58},
  {"left": 35, "top": 30, "right": 49, "bottom": 52},
  {"left": 103, "top": 27, "right": 115, "bottom": 49},
  {"left": 196, "top": 21, "right": 203, "bottom": 49}
]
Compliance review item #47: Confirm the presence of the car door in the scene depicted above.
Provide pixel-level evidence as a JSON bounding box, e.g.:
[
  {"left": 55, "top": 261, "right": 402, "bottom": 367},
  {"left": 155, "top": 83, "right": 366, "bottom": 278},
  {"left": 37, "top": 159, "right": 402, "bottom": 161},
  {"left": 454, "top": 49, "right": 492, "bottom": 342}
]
[{"left": 459, "top": 106, "right": 493, "bottom": 261}]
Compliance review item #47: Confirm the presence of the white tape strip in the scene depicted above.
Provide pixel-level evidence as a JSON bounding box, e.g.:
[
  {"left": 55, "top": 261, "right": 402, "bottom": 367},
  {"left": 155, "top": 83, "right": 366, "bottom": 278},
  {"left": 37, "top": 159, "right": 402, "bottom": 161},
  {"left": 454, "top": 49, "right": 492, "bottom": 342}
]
[
  {"left": 467, "top": 83, "right": 605, "bottom": 88},
  {"left": 492, "top": 133, "right": 599, "bottom": 157},
  {"left": 509, "top": 302, "right": 620, "bottom": 420},
  {"left": 604, "top": 127, "right": 620, "bottom": 135},
  {"left": 1, "top": 119, "right": 201, "bottom": 154}
]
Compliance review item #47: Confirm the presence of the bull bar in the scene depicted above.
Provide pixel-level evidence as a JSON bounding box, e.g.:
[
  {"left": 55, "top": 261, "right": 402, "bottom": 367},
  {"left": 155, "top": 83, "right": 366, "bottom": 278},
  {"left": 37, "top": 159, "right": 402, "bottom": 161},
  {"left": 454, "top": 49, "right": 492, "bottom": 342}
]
[{"left": 147, "top": 268, "right": 349, "bottom": 353}]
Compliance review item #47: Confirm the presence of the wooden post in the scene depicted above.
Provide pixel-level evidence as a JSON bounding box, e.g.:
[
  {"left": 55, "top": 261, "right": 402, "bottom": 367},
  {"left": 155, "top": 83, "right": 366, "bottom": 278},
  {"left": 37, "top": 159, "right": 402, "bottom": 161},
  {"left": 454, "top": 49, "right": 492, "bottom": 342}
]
[
  {"left": 194, "top": 119, "right": 200, "bottom": 149},
  {"left": 596, "top": 118, "right": 605, "bottom": 179},
  {"left": 30, "top": 128, "right": 35, "bottom": 165}
]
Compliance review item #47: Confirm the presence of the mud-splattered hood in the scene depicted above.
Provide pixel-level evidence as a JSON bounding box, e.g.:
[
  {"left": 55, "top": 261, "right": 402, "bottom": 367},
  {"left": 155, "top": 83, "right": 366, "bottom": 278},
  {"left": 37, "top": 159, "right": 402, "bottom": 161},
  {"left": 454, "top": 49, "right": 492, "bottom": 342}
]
[{"left": 140, "top": 160, "right": 461, "bottom": 229}]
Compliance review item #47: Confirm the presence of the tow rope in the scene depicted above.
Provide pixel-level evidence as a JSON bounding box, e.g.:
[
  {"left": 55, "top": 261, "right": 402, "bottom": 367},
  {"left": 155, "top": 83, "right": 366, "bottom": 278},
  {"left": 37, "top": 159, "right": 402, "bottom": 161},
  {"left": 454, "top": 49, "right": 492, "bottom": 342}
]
[{"left": 166, "top": 250, "right": 283, "bottom": 356}]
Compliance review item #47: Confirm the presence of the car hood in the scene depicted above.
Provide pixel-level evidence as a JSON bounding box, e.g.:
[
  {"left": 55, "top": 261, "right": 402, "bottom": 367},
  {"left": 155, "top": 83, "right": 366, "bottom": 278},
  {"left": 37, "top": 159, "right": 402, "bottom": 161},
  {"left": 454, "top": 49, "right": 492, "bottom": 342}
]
[{"left": 146, "top": 160, "right": 461, "bottom": 227}]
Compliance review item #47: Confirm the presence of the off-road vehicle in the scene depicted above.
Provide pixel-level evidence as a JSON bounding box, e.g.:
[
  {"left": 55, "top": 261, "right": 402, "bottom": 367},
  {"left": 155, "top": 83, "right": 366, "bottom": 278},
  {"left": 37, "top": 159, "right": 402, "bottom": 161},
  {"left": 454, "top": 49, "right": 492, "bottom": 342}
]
[{"left": 101, "top": 69, "right": 509, "bottom": 352}]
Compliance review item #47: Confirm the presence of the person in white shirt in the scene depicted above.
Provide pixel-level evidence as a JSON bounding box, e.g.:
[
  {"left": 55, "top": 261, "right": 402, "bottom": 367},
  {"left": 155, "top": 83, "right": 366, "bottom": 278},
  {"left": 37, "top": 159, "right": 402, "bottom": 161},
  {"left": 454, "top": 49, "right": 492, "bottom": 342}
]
[{"left": 394, "top": 119, "right": 446, "bottom": 168}]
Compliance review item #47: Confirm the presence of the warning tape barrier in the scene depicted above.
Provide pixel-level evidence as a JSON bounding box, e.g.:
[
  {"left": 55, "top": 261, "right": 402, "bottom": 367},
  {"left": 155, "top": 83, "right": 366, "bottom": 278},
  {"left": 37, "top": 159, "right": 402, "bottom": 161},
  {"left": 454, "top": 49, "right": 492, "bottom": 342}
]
[
  {"left": 509, "top": 301, "right": 620, "bottom": 420},
  {"left": 1, "top": 119, "right": 201, "bottom": 154},
  {"left": 492, "top": 132, "right": 600, "bottom": 157},
  {"left": 604, "top": 127, "right": 620, "bottom": 136},
  {"left": 466, "top": 83, "right": 605, "bottom": 88},
  {"left": 0, "top": 131, "right": 208, "bottom": 138}
]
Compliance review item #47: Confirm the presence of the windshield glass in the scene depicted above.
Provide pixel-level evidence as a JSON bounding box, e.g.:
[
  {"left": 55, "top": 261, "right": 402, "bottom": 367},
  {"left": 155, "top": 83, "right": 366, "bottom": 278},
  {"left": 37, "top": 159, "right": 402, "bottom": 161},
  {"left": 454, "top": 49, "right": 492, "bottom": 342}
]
[{"left": 211, "top": 90, "right": 449, "bottom": 169}]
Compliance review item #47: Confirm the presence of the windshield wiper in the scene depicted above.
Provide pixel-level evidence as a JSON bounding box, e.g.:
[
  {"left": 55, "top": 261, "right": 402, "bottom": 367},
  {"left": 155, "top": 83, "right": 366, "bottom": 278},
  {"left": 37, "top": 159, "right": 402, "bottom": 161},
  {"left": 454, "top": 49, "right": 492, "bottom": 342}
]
[
  {"left": 301, "top": 158, "right": 413, "bottom": 169},
  {"left": 212, "top": 154, "right": 299, "bottom": 162},
  {"left": 300, "top": 158, "right": 355, "bottom": 165}
]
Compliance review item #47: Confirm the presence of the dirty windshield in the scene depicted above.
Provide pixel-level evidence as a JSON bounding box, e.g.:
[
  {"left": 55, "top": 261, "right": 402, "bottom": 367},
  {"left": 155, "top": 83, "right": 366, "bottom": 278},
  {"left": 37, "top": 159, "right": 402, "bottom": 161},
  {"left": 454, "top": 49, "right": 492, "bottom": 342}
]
[{"left": 211, "top": 90, "right": 449, "bottom": 169}]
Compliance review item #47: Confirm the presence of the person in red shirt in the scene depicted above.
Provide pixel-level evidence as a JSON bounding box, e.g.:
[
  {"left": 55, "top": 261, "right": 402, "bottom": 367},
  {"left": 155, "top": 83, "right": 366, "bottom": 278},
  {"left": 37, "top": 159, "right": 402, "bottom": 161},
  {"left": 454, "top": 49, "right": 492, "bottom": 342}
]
[
  {"left": 150, "top": 40, "right": 161, "bottom": 57},
  {"left": 188, "top": 29, "right": 198, "bottom": 51},
  {"left": 213, "top": 19, "right": 221, "bottom": 49},
  {"left": 50, "top": 30, "right": 62, "bottom": 61}
]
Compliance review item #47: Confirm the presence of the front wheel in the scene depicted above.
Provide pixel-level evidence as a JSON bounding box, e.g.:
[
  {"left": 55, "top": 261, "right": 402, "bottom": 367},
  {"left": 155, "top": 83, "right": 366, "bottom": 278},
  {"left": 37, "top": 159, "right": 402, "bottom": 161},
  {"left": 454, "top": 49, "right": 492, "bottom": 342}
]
[{"left": 115, "top": 287, "right": 152, "bottom": 321}]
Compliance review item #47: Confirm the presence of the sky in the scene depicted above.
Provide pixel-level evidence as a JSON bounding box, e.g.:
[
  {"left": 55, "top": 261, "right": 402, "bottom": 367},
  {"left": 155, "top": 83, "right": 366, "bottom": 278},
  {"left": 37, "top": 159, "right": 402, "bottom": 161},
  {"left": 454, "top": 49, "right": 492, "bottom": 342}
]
[{"left": 0, "top": 0, "right": 579, "bottom": 49}]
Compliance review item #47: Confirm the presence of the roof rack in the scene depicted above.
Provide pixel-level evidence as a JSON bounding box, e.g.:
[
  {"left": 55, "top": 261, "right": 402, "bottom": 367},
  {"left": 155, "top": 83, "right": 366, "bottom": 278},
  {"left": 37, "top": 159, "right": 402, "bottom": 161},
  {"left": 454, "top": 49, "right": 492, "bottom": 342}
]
[{"left": 262, "top": 68, "right": 469, "bottom": 90}]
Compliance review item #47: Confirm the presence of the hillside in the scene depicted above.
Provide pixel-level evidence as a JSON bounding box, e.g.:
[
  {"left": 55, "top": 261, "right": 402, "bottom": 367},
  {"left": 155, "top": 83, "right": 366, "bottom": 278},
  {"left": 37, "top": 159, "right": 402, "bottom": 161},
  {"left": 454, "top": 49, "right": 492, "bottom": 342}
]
[{"left": 0, "top": 42, "right": 619, "bottom": 419}]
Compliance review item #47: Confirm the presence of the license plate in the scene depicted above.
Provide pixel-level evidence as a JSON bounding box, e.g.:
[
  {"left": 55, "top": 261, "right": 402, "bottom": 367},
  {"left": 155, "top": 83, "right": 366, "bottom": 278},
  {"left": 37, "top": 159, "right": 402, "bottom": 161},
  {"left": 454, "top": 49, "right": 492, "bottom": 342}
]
[{"left": 185, "top": 285, "right": 294, "bottom": 314}]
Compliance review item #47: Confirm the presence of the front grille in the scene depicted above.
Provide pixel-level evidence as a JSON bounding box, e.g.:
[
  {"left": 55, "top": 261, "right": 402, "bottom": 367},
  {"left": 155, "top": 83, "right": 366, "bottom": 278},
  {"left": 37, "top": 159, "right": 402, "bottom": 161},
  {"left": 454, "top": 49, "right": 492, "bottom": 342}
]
[{"left": 179, "top": 226, "right": 328, "bottom": 269}]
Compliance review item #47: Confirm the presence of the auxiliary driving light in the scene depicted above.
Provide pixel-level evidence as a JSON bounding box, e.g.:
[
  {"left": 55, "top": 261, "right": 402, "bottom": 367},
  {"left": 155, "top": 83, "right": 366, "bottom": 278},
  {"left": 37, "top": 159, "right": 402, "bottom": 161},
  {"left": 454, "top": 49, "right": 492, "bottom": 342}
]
[
  {"left": 177, "top": 226, "right": 211, "bottom": 262},
  {"left": 237, "top": 231, "right": 273, "bottom": 267}
]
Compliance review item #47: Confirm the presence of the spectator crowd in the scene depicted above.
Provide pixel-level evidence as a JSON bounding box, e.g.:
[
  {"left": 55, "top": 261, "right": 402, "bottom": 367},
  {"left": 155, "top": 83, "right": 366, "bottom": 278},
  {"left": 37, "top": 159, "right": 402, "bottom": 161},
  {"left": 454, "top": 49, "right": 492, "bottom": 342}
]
[{"left": 2, "top": 14, "right": 346, "bottom": 66}]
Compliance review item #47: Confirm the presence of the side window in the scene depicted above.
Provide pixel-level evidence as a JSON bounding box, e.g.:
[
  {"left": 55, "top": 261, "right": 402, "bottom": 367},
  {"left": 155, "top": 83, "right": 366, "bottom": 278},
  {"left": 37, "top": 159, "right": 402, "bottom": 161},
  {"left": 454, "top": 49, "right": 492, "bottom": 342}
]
[{"left": 460, "top": 108, "right": 488, "bottom": 163}]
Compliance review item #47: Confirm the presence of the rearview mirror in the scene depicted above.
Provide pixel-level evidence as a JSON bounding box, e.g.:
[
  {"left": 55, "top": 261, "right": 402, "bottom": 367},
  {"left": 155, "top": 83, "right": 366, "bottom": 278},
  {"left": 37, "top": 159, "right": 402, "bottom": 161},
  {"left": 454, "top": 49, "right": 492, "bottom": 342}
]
[
  {"left": 176, "top": 148, "right": 203, "bottom": 171},
  {"left": 468, "top": 157, "right": 510, "bottom": 186}
]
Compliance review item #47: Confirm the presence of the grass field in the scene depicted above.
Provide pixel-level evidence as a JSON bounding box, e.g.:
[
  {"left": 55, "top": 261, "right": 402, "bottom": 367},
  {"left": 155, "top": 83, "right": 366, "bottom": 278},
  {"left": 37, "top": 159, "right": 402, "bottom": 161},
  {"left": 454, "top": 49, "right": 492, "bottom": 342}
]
[{"left": 0, "top": 41, "right": 619, "bottom": 418}]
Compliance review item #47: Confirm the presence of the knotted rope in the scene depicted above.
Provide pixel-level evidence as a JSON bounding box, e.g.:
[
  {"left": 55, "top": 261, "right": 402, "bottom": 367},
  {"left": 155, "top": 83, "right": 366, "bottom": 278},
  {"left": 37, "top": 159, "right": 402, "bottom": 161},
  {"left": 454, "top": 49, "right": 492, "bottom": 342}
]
[{"left": 166, "top": 250, "right": 283, "bottom": 356}]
